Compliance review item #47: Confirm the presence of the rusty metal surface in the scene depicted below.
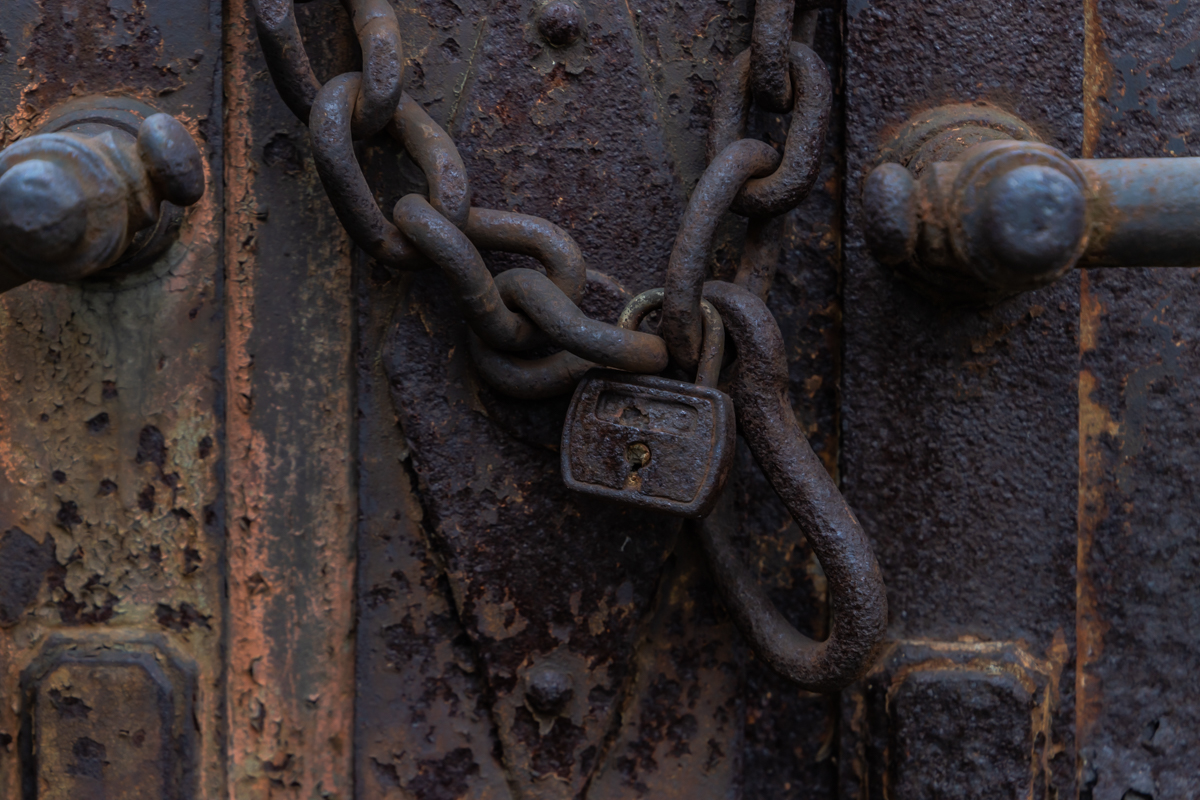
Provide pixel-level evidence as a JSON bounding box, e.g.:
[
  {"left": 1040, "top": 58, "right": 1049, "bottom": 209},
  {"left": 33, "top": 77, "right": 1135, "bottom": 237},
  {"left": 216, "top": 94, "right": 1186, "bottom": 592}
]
[
  {"left": 847, "top": 642, "right": 1064, "bottom": 800},
  {"left": 842, "top": 0, "right": 1084, "bottom": 795},
  {"left": 708, "top": 42, "right": 832, "bottom": 219},
  {"left": 661, "top": 139, "right": 779, "bottom": 372},
  {"left": 224, "top": 1, "right": 359, "bottom": 796},
  {"left": 1078, "top": 3, "right": 1200, "bottom": 797},
  {"left": 748, "top": 0, "right": 795, "bottom": 113},
  {"left": 0, "top": 1, "right": 223, "bottom": 798},
  {"left": 19, "top": 636, "right": 198, "bottom": 800},
  {"left": 22, "top": 2, "right": 1200, "bottom": 798},
  {"left": 583, "top": 531, "right": 742, "bottom": 799},
  {"left": 347, "top": 1, "right": 847, "bottom": 797}
]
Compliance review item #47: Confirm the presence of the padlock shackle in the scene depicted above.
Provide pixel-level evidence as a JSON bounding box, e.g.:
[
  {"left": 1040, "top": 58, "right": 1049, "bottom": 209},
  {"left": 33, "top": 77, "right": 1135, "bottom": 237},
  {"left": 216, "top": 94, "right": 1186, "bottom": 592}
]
[
  {"left": 617, "top": 287, "right": 725, "bottom": 388},
  {"left": 699, "top": 280, "right": 889, "bottom": 692}
]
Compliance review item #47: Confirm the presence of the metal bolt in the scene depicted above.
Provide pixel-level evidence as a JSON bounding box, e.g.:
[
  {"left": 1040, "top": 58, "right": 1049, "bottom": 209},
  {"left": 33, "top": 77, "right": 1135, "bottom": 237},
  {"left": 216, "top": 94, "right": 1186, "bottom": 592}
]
[
  {"left": 537, "top": 0, "right": 585, "bottom": 48},
  {"left": 0, "top": 100, "right": 206, "bottom": 287},
  {"left": 525, "top": 666, "right": 574, "bottom": 716},
  {"left": 978, "top": 163, "right": 1086, "bottom": 278},
  {"left": 0, "top": 159, "right": 88, "bottom": 264}
]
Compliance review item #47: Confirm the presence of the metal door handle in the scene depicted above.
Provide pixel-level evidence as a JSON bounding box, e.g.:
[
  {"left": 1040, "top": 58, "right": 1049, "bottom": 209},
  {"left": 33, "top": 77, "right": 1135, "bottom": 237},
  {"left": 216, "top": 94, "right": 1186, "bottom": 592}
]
[
  {"left": 0, "top": 97, "right": 205, "bottom": 293},
  {"left": 861, "top": 103, "right": 1200, "bottom": 303}
]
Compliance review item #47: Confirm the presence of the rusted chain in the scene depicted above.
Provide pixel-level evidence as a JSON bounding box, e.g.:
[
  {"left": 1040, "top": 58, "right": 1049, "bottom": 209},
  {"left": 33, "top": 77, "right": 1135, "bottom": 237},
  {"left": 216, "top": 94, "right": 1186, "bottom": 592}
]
[
  {"left": 709, "top": 43, "right": 832, "bottom": 218},
  {"left": 749, "top": 0, "right": 796, "bottom": 112},
  {"left": 390, "top": 94, "right": 471, "bottom": 230},
  {"left": 493, "top": 269, "right": 667, "bottom": 371},
  {"left": 344, "top": 0, "right": 405, "bottom": 137},
  {"left": 310, "top": 74, "right": 426, "bottom": 267},
  {"left": 699, "top": 280, "right": 888, "bottom": 691},
  {"left": 255, "top": 0, "right": 887, "bottom": 694},
  {"left": 253, "top": 0, "right": 321, "bottom": 124},
  {"left": 468, "top": 335, "right": 595, "bottom": 399},
  {"left": 469, "top": 269, "right": 647, "bottom": 399},
  {"left": 734, "top": 215, "right": 785, "bottom": 301},
  {"left": 464, "top": 209, "right": 586, "bottom": 304},
  {"left": 394, "top": 194, "right": 543, "bottom": 350},
  {"left": 397, "top": 195, "right": 667, "bottom": 371},
  {"left": 468, "top": 276, "right": 672, "bottom": 399},
  {"left": 617, "top": 288, "right": 725, "bottom": 389},
  {"left": 252, "top": 0, "right": 404, "bottom": 139},
  {"left": 310, "top": 76, "right": 470, "bottom": 269},
  {"left": 660, "top": 139, "right": 780, "bottom": 372}
]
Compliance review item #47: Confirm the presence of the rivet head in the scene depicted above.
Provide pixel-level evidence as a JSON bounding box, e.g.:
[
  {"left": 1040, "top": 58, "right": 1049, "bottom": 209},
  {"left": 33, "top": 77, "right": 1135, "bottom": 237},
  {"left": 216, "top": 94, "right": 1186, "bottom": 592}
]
[
  {"left": 537, "top": 0, "right": 585, "bottom": 48},
  {"left": 525, "top": 666, "right": 574, "bottom": 716}
]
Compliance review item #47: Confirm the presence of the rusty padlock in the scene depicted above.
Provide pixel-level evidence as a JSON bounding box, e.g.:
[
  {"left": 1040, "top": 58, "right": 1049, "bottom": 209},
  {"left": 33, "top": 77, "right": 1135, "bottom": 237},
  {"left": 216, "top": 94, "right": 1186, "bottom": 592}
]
[{"left": 560, "top": 289, "right": 736, "bottom": 518}]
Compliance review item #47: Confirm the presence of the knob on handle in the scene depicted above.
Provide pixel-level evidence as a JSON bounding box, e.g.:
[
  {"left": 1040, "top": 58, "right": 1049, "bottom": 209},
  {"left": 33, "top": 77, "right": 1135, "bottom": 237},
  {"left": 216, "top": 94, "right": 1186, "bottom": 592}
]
[
  {"left": 0, "top": 109, "right": 205, "bottom": 287},
  {"left": 137, "top": 113, "right": 206, "bottom": 207},
  {"left": 863, "top": 139, "right": 1090, "bottom": 303},
  {"left": 863, "top": 103, "right": 1200, "bottom": 304}
]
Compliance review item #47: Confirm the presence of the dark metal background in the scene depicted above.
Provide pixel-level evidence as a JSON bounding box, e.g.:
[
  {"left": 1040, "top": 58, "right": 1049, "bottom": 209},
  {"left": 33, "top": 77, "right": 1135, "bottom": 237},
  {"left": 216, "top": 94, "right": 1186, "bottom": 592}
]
[{"left": 0, "top": 1, "right": 1195, "bottom": 798}]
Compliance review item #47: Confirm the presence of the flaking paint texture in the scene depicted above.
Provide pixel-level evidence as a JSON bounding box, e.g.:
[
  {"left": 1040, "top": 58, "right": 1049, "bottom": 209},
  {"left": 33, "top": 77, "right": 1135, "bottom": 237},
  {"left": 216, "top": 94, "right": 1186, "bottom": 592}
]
[{"left": 0, "top": 0, "right": 224, "bottom": 796}]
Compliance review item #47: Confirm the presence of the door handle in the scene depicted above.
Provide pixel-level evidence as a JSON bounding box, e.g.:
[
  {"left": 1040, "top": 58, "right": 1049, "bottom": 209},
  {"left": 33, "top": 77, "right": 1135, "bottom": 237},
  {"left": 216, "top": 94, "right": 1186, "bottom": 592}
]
[
  {"left": 861, "top": 103, "right": 1200, "bottom": 303},
  {"left": 0, "top": 97, "right": 205, "bottom": 294}
]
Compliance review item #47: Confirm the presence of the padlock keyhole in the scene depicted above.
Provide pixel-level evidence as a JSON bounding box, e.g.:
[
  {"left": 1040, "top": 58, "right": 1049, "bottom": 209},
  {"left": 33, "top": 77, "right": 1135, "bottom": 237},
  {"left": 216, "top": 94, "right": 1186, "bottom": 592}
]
[{"left": 624, "top": 442, "right": 651, "bottom": 490}]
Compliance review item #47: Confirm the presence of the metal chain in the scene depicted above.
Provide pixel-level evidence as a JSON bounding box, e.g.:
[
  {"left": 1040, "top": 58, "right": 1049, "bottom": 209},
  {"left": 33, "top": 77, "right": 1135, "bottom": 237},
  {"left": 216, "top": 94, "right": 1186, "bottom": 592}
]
[
  {"left": 660, "top": 22, "right": 831, "bottom": 375},
  {"left": 254, "top": 1, "right": 890, "bottom": 696},
  {"left": 252, "top": 0, "right": 829, "bottom": 398}
]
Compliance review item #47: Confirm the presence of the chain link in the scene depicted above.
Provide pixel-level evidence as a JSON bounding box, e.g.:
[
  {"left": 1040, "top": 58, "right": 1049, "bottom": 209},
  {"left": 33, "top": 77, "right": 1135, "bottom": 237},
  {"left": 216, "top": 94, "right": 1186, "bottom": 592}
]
[
  {"left": 709, "top": 42, "right": 832, "bottom": 218},
  {"left": 253, "top": 0, "right": 404, "bottom": 139},
  {"left": 749, "top": 0, "right": 796, "bottom": 112},
  {"left": 252, "top": 0, "right": 830, "bottom": 399},
  {"left": 660, "top": 139, "right": 780, "bottom": 372}
]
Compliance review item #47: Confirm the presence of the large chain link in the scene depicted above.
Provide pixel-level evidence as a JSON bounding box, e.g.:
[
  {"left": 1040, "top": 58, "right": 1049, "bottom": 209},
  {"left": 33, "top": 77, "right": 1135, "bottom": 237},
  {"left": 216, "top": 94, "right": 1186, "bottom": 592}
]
[{"left": 252, "top": 0, "right": 828, "bottom": 399}]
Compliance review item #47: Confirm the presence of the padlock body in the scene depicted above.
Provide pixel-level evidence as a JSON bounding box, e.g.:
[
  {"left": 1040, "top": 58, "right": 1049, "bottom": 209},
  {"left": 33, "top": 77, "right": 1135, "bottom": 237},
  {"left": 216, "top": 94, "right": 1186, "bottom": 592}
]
[{"left": 561, "top": 369, "right": 736, "bottom": 518}]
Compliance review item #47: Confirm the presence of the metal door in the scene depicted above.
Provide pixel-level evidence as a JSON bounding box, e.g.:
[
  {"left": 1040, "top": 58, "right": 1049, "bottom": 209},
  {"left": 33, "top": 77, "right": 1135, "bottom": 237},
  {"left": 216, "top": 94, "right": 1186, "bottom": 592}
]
[{"left": 0, "top": 1, "right": 1195, "bottom": 799}]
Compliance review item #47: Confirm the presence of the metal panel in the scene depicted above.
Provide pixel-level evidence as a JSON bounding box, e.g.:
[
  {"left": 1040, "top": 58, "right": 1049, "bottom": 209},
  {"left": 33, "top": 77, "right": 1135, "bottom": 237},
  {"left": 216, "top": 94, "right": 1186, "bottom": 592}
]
[
  {"left": 19, "top": 637, "right": 197, "bottom": 800},
  {"left": 1078, "top": 2, "right": 1200, "bottom": 797},
  {"left": 224, "top": 2, "right": 359, "bottom": 797},
  {"left": 842, "top": 0, "right": 1084, "bottom": 794},
  {"left": 351, "top": 1, "right": 845, "bottom": 797},
  {"left": 0, "top": 2, "right": 223, "bottom": 797}
]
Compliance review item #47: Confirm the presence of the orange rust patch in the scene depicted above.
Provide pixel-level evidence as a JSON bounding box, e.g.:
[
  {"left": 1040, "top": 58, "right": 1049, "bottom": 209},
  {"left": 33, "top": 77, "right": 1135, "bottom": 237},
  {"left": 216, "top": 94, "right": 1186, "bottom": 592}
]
[
  {"left": 1077, "top": 346, "right": 1118, "bottom": 756},
  {"left": 224, "top": 2, "right": 357, "bottom": 797},
  {"left": 1082, "top": 0, "right": 1111, "bottom": 158},
  {"left": 1077, "top": 270, "right": 1117, "bottom": 753}
]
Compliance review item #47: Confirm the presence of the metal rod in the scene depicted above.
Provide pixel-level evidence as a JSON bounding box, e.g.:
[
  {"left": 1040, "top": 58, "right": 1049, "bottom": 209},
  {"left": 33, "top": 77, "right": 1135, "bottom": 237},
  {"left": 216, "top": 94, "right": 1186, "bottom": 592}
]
[{"left": 1078, "top": 158, "right": 1200, "bottom": 268}]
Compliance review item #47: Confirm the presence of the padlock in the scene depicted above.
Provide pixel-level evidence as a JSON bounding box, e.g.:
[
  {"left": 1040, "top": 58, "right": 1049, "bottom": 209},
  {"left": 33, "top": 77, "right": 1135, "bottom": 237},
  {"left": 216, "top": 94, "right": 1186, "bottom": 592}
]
[{"left": 560, "top": 289, "right": 736, "bottom": 518}]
